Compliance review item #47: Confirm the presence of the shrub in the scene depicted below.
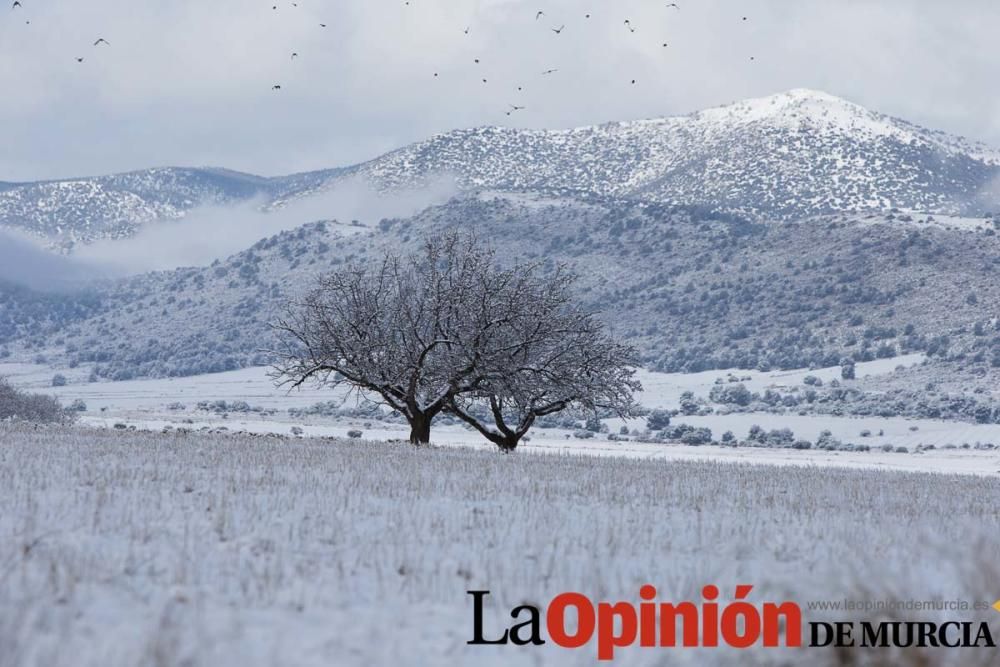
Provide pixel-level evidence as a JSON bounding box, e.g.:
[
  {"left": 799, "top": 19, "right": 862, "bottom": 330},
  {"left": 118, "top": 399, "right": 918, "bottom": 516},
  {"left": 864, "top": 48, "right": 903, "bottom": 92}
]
[
  {"left": 51, "top": 374, "right": 67, "bottom": 387},
  {"left": 584, "top": 415, "right": 604, "bottom": 433},
  {"left": 678, "top": 391, "right": 700, "bottom": 415},
  {"left": 347, "top": 429, "right": 363, "bottom": 439},
  {"left": 765, "top": 428, "right": 795, "bottom": 447},
  {"left": 0, "top": 377, "right": 73, "bottom": 424},
  {"left": 679, "top": 427, "right": 713, "bottom": 446},
  {"left": 646, "top": 409, "right": 672, "bottom": 431},
  {"left": 709, "top": 383, "right": 753, "bottom": 406}
]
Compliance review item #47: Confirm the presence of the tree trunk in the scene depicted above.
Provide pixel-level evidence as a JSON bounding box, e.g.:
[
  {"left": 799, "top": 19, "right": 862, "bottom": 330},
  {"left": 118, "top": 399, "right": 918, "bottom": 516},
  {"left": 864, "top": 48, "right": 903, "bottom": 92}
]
[
  {"left": 409, "top": 413, "right": 432, "bottom": 445},
  {"left": 497, "top": 435, "right": 520, "bottom": 453}
]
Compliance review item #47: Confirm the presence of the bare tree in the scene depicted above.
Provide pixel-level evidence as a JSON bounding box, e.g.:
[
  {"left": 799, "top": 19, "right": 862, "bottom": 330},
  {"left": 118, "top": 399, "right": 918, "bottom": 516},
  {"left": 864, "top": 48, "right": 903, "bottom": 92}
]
[
  {"left": 446, "top": 266, "right": 641, "bottom": 451},
  {"left": 272, "top": 233, "right": 498, "bottom": 444},
  {"left": 272, "top": 232, "right": 640, "bottom": 448}
]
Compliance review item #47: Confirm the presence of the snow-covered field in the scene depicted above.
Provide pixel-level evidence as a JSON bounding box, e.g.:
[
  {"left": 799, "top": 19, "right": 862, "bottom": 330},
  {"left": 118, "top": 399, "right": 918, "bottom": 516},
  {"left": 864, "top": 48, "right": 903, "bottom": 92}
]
[
  {"left": 2, "top": 424, "right": 998, "bottom": 667},
  {"left": 6, "top": 353, "right": 1000, "bottom": 477}
]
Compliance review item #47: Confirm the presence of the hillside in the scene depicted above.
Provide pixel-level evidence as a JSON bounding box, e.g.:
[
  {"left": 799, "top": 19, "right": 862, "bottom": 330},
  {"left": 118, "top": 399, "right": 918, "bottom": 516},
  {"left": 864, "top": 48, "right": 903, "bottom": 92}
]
[
  {"left": 5, "top": 194, "right": 1000, "bottom": 386},
  {"left": 3, "top": 89, "right": 999, "bottom": 246}
]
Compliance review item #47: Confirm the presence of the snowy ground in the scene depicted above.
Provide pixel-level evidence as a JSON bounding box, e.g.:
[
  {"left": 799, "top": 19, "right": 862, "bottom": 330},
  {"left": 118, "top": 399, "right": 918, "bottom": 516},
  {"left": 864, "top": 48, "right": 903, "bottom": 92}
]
[
  {"left": 2, "top": 424, "right": 998, "bottom": 667},
  {"left": 5, "top": 353, "right": 1000, "bottom": 477}
]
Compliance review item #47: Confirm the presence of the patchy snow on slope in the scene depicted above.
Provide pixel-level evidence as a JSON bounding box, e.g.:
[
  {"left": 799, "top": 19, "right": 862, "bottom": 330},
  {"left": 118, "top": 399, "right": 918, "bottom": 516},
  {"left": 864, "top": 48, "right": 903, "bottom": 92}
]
[{"left": 633, "top": 354, "right": 926, "bottom": 409}]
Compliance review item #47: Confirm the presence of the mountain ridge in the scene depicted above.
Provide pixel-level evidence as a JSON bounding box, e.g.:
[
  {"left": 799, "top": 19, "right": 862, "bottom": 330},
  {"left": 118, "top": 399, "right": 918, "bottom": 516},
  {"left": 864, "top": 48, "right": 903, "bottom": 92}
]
[{"left": 2, "top": 89, "right": 999, "bottom": 244}]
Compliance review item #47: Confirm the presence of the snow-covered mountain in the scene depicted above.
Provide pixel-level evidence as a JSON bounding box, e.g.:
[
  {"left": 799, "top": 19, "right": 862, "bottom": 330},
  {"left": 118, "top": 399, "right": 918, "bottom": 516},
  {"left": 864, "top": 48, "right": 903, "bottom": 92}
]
[
  {"left": 354, "top": 89, "right": 1000, "bottom": 218},
  {"left": 0, "top": 167, "right": 344, "bottom": 245},
  {"left": 2, "top": 89, "right": 999, "bottom": 245}
]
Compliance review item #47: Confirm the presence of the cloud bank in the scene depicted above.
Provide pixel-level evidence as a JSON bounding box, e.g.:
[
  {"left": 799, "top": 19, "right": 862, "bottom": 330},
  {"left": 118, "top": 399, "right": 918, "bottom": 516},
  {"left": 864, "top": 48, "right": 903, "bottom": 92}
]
[{"left": 0, "top": 175, "right": 457, "bottom": 284}]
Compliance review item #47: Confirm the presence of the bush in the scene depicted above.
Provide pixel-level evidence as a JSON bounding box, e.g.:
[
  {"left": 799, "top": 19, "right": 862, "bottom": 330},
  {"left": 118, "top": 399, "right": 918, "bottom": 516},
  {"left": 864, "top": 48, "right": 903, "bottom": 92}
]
[
  {"left": 678, "top": 391, "right": 700, "bottom": 415},
  {"left": 679, "top": 427, "right": 713, "bottom": 446},
  {"left": 646, "top": 409, "right": 672, "bottom": 431},
  {"left": 709, "top": 383, "right": 752, "bottom": 406},
  {"left": 584, "top": 415, "right": 606, "bottom": 433},
  {"left": 0, "top": 377, "right": 73, "bottom": 424},
  {"left": 347, "top": 429, "right": 363, "bottom": 439},
  {"left": 52, "top": 374, "right": 68, "bottom": 387}
]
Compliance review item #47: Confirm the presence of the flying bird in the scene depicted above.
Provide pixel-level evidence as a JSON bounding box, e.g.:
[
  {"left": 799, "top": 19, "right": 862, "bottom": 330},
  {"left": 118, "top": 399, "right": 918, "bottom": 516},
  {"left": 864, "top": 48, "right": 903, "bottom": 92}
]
[
  {"left": 535, "top": 11, "right": 544, "bottom": 20},
  {"left": 624, "top": 20, "right": 636, "bottom": 33},
  {"left": 12, "top": 1, "right": 21, "bottom": 8},
  {"left": 541, "top": 68, "right": 558, "bottom": 75},
  {"left": 551, "top": 25, "right": 565, "bottom": 34},
  {"left": 93, "top": 38, "right": 110, "bottom": 46},
  {"left": 272, "top": 84, "right": 282, "bottom": 90}
]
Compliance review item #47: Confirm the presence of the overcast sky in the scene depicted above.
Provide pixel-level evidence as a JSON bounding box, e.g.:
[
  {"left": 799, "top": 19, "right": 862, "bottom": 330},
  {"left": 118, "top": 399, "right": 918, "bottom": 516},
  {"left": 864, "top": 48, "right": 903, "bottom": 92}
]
[{"left": 2, "top": 0, "right": 999, "bottom": 182}]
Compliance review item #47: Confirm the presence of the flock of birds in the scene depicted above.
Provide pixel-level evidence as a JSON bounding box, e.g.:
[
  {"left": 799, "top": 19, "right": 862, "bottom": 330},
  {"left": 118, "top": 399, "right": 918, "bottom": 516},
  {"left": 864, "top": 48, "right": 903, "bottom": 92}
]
[
  {"left": 9, "top": 0, "right": 754, "bottom": 118},
  {"left": 11, "top": 0, "right": 111, "bottom": 62}
]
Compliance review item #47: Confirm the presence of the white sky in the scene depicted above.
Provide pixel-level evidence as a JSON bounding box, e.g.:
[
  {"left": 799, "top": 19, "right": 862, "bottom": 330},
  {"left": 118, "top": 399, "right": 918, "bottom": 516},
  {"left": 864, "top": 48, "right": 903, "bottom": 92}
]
[{"left": 2, "top": 0, "right": 999, "bottom": 181}]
